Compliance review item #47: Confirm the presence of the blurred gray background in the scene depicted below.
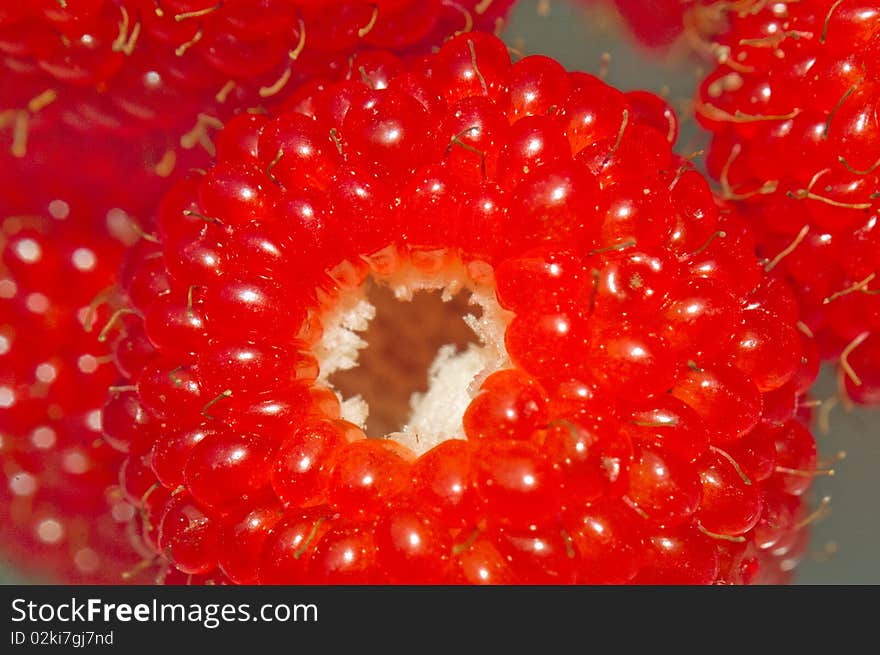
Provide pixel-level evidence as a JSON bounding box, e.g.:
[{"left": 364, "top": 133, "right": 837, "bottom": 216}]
[{"left": 2, "top": 0, "right": 877, "bottom": 585}]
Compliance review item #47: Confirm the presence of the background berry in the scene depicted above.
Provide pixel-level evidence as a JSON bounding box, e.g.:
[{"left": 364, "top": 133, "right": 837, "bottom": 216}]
[{"left": 694, "top": 0, "right": 880, "bottom": 406}]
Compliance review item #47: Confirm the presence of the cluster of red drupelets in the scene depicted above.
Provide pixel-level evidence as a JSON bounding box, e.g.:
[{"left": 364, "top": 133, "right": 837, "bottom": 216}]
[{"left": 0, "top": 0, "right": 872, "bottom": 585}]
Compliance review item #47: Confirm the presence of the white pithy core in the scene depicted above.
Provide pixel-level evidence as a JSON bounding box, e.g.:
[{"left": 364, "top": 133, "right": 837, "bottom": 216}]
[{"left": 311, "top": 253, "right": 514, "bottom": 456}]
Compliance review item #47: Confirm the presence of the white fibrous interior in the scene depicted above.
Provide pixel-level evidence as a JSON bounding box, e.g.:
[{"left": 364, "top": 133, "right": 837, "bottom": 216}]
[{"left": 312, "top": 257, "right": 513, "bottom": 456}]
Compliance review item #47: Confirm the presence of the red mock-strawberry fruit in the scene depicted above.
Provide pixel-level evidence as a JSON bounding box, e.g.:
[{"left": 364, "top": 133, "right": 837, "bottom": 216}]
[
  {"left": 101, "top": 32, "right": 821, "bottom": 585},
  {"left": 696, "top": 0, "right": 880, "bottom": 404},
  {"left": 0, "top": 207, "right": 150, "bottom": 583},
  {"left": 576, "top": 0, "right": 730, "bottom": 54},
  {"left": 1, "top": 0, "right": 515, "bottom": 217}
]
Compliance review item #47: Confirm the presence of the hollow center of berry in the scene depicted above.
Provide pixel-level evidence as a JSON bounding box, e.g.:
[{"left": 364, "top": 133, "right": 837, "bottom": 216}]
[
  {"left": 331, "top": 282, "right": 478, "bottom": 438},
  {"left": 312, "top": 254, "right": 513, "bottom": 455}
]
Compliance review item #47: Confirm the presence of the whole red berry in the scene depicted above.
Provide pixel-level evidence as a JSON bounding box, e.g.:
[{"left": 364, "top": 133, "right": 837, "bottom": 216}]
[{"left": 103, "top": 34, "right": 820, "bottom": 585}]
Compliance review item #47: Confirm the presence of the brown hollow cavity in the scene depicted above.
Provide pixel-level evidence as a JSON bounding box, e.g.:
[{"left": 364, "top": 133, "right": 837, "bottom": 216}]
[{"left": 329, "top": 280, "right": 481, "bottom": 438}]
